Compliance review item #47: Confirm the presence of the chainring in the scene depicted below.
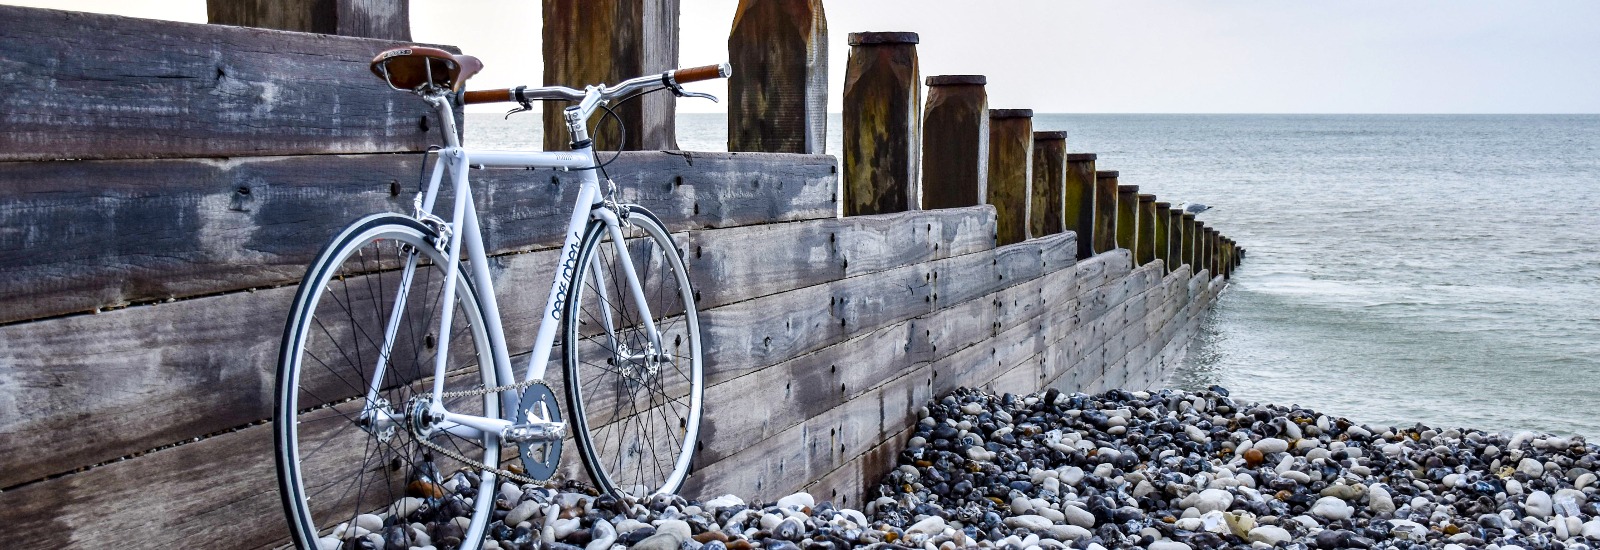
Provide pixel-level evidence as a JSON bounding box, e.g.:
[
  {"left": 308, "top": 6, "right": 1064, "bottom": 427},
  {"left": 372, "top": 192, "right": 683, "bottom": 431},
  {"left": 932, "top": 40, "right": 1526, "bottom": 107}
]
[{"left": 516, "top": 382, "right": 563, "bottom": 481}]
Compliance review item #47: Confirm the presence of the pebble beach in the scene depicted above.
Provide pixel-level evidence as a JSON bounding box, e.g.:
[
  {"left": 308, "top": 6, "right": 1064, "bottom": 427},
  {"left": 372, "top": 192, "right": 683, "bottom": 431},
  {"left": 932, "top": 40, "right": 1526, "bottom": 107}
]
[{"left": 333, "top": 386, "right": 1600, "bottom": 550}]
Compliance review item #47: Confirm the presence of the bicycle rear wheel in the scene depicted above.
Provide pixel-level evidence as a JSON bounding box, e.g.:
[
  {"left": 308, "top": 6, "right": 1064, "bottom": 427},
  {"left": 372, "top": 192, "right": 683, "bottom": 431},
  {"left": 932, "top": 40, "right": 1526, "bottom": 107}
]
[
  {"left": 562, "top": 206, "right": 703, "bottom": 498},
  {"left": 276, "top": 214, "right": 499, "bottom": 550}
]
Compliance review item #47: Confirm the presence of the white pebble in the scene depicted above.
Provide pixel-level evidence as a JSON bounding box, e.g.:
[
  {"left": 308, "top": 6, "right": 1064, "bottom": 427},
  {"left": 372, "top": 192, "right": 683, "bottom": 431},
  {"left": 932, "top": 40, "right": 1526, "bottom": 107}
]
[{"left": 1310, "top": 496, "right": 1353, "bottom": 521}]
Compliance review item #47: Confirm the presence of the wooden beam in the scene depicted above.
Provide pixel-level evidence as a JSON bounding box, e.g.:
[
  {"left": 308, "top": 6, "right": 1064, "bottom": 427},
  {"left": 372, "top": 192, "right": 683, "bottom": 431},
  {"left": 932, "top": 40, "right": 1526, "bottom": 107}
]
[
  {"left": 920, "top": 75, "right": 988, "bottom": 210},
  {"left": 1064, "top": 153, "right": 1097, "bottom": 260},
  {"left": 0, "top": 151, "right": 838, "bottom": 325},
  {"left": 1030, "top": 131, "right": 1068, "bottom": 238},
  {"left": 543, "top": 0, "right": 679, "bottom": 151},
  {"left": 841, "top": 32, "right": 920, "bottom": 216},
  {"left": 207, "top": 0, "right": 410, "bottom": 40},
  {"left": 0, "top": 5, "right": 442, "bottom": 161},
  {"left": 987, "top": 109, "right": 1033, "bottom": 245},
  {"left": 727, "top": 0, "right": 828, "bottom": 153}
]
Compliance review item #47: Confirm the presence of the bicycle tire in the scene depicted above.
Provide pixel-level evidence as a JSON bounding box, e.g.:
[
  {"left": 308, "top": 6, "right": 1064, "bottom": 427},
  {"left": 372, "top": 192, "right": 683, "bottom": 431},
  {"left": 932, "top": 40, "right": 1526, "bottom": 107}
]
[
  {"left": 562, "top": 206, "right": 704, "bottom": 498},
  {"left": 276, "top": 214, "right": 499, "bottom": 550}
]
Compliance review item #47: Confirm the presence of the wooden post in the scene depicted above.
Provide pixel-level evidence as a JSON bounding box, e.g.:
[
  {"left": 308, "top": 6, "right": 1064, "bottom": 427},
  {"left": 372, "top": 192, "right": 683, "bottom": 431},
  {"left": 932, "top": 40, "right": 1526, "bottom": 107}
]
[
  {"left": 1064, "top": 154, "right": 1097, "bottom": 259},
  {"left": 1222, "top": 238, "right": 1233, "bottom": 279},
  {"left": 921, "top": 75, "right": 988, "bottom": 210},
  {"left": 1114, "top": 184, "right": 1138, "bottom": 253},
  {"left": 987, "top": 109, "right": 1033, "bottom": 245},
  {"left": 1181, "top": 213, "right": 1196, "bottom": 273},
  {"left": 1029, "top": 131, "right": 1068, "bottom": 238},
  {"left": 1153, "top": 202, "right": 1172, "bottom": 272},
  {"left": 1168, "top": 209, "right": 1186, "bottom": 272},
  {"left": 728, "top": 0, "right": 828, "bottom": 153},
  {"left": 1093, "top": 170, "right": 1118, "bottom": 254},
  {"left": 543, "top": 0, "right": 679, "bottom": 151},
  {"left": 1193, "top": 221, "right": 1208, "bottom": 275},
  {"left": 842, "top": 32, "right": 920, "bottom": 216},
  {"left": 1203, "top": 230, "right": 1216, "bottom": 276},
  {"left": 207, "top": 0, "right": 410, "bottom": 39},
  {"left": 1136, "top": 194, "right": 1156, "bottom": 266}
]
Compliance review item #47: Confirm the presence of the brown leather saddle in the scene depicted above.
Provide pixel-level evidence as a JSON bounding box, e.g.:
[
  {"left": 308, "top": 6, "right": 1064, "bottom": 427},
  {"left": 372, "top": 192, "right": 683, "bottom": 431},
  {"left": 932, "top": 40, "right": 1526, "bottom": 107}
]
[{"left": 370, "top": 46, "right": 482, "bottom": 93}]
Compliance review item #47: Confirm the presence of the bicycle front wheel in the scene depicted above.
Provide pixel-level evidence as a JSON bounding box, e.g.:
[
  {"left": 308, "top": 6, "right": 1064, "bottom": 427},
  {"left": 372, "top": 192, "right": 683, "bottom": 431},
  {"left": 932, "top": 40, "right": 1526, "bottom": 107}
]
[
  {"left": 563, "top": 206, "right": 703, "bottom": 498},
  {"left": 276, "top": 214, "right": 499, "bottom": 550}
]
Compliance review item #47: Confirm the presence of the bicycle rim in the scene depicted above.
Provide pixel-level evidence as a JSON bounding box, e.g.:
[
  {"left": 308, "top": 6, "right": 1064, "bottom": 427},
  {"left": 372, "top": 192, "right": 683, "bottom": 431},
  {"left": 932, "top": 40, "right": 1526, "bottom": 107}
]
[
  {"left": 563, "top": 207, "right": 703, "bottom": 498},
  {"left": 276, "top": 215, "right": 498, "bottom": 550}
]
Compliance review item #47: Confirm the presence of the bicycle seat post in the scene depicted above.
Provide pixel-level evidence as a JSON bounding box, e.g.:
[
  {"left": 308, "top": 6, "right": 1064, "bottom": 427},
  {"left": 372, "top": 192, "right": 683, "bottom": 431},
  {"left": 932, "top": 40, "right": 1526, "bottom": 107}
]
[{"left": 426, "top": 93, "right": 462, "bottom": 149}]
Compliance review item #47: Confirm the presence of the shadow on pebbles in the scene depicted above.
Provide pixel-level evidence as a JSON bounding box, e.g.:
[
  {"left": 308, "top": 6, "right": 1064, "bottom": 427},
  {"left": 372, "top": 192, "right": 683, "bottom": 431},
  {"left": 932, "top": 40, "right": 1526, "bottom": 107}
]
[{"left": 333, "top": 386, "right": 1600, "bottom": 550}]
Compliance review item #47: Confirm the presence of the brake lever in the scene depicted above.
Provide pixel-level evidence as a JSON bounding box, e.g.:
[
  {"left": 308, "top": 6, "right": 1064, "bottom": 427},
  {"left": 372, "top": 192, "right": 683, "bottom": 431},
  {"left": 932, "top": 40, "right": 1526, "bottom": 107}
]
[
  {"left": 504, "top": 85, "right": 535, "bottom": 118},
  {"left": 667, "top": 83, "right": 719, "bottom": 103}
]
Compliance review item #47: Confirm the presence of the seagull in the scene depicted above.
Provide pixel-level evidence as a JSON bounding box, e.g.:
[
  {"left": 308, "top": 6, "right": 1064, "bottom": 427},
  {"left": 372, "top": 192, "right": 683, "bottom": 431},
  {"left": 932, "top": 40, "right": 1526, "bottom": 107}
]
[{"left": 1178, "top": 202, "right": 1212, "bottom": 215}]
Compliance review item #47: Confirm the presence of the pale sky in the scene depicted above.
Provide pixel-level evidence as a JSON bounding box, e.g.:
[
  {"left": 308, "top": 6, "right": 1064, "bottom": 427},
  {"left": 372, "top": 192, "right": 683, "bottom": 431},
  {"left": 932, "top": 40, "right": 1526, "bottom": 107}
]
[{"left": 7, "top": 0, "right": 1599, "bottom": 114}]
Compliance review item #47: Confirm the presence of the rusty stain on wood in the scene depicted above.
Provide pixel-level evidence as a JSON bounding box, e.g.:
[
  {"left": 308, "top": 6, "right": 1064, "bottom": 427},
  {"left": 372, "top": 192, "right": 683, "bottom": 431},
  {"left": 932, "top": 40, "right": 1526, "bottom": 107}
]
[
  {"left": 842, "top": 32, "right": 920, "bottom": 216},
  {"left": 1154, "top": 202, "right": 1172, "bottom": 273},
  {"left": 987, "top": 109, "right": 1033, "bottom": 245},
  {"left": 921, "top": 75, "right": 988, "bottom": 210},
  {"left": 1064, "top": 154, "right": 1097, "bottom": 259},
  {"left": 1136, "top": 194, "right": 1156, "bottom": 267},
  {"left": 728, "top": 0, "right": 828, "bottom": 153},
  {"left": 1093, "top": 170, "right": 1119, "bottom": 254},
  {"left": 1115, "top": 184, "right": 1138, "bottom": 256},
  {"left": 1030, "top": 131, "right": 1068, "bottom": 239}
]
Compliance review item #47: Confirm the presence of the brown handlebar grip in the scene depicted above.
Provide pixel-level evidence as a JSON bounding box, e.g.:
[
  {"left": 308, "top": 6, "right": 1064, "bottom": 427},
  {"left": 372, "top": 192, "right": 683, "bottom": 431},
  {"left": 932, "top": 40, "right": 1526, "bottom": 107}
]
[
  {"left": 461, "top": 89, "right": 514, "bottom": 105},
  {"left": 671, "top": 63, "right": 731, "bottom": 84}
]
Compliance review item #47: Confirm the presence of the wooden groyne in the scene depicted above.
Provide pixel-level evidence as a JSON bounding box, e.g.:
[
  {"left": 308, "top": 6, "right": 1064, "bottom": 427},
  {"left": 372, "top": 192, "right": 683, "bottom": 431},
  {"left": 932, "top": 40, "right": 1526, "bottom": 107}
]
[{"left": 0, "top": 1, "right": 1242, "bottom": 547}]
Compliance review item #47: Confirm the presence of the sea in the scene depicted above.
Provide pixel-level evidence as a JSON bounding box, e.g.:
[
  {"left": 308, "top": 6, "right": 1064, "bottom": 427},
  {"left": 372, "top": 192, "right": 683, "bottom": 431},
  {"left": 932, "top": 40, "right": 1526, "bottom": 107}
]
[{"left": 466, "top": 112, "right": 1600, "bottom": 439}]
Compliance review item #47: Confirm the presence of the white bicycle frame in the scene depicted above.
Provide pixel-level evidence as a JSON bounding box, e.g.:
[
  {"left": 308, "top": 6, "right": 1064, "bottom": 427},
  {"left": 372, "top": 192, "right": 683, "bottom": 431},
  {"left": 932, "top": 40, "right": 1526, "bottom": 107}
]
[{"left": 362, "top": 91, "right": 663, "bottom": 440}]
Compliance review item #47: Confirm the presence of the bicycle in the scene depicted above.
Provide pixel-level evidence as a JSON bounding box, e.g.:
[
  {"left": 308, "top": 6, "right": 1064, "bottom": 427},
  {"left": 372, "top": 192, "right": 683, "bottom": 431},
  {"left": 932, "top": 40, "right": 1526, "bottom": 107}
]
[{"left": 273, "top": 46, "right": 729, "bottom": 549}]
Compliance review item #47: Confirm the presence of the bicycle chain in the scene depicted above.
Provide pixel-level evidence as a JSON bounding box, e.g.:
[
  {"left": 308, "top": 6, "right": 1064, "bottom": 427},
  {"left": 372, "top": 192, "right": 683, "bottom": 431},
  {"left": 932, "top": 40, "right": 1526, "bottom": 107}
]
[{"left": 415, "top": 377, "right": 549, "bottom": 486}]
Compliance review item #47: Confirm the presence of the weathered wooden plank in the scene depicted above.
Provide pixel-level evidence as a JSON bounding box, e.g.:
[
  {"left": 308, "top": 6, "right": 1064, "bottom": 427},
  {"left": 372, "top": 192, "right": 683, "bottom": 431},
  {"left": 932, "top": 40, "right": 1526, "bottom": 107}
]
[
  {"left": 0, "top": 5, "right": 444, "bottom": 162},
  {"left": 699, "top": 257, "right": 933, "bottom": 385},
  {"left": 683, "top": 359, "right": 933, "bottom": 501},
  {"left": 483, "top": 151, "right": 839, "bottom": 255},
  {"left": 0, "top": 151, "right": 837, "bottom": 325},
  {"left": 542, "top": 0, "right": 678, "bottom": 150},
  {"left": 0, "top": 421, "right": 287, "bottom": 549},
  {"left": 683, "top": 206, "right": 992, "bottom": 311},
  {"left": 842, "top": 32, "right": 920, "bottom": 216},
  {"left": 693, "top": 240, "right": 1081, "bottom": 471},
  {"left": 207, "top": 0, "right": 410, "bottom": 40},
  {"left": 804, "top": 424, "right": 910, "bottom": 510},
  {"left": 727, "top": 0, "right": 828, "bottom": 154}
]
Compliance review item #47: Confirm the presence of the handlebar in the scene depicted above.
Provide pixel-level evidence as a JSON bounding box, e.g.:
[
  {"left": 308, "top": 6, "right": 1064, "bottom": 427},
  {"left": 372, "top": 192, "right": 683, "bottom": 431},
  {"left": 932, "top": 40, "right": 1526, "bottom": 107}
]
[{"left": 458, "top": 63, "right": 731, "bottom": 107}]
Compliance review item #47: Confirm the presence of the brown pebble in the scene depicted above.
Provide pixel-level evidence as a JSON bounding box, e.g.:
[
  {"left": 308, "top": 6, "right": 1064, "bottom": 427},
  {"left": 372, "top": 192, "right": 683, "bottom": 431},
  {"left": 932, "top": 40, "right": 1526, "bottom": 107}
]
[
  {"left": 727, "top": 539, "right": 753, "bottom": 550},
  {"left": 693, "top": 531, "right": 730, "bottom": 543},
  {"left": 1245, "top": 448, "right": 1265, "bottom": 467},
  {"left": 407, "top": 480, "right": 446, "bottom": 499}
]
